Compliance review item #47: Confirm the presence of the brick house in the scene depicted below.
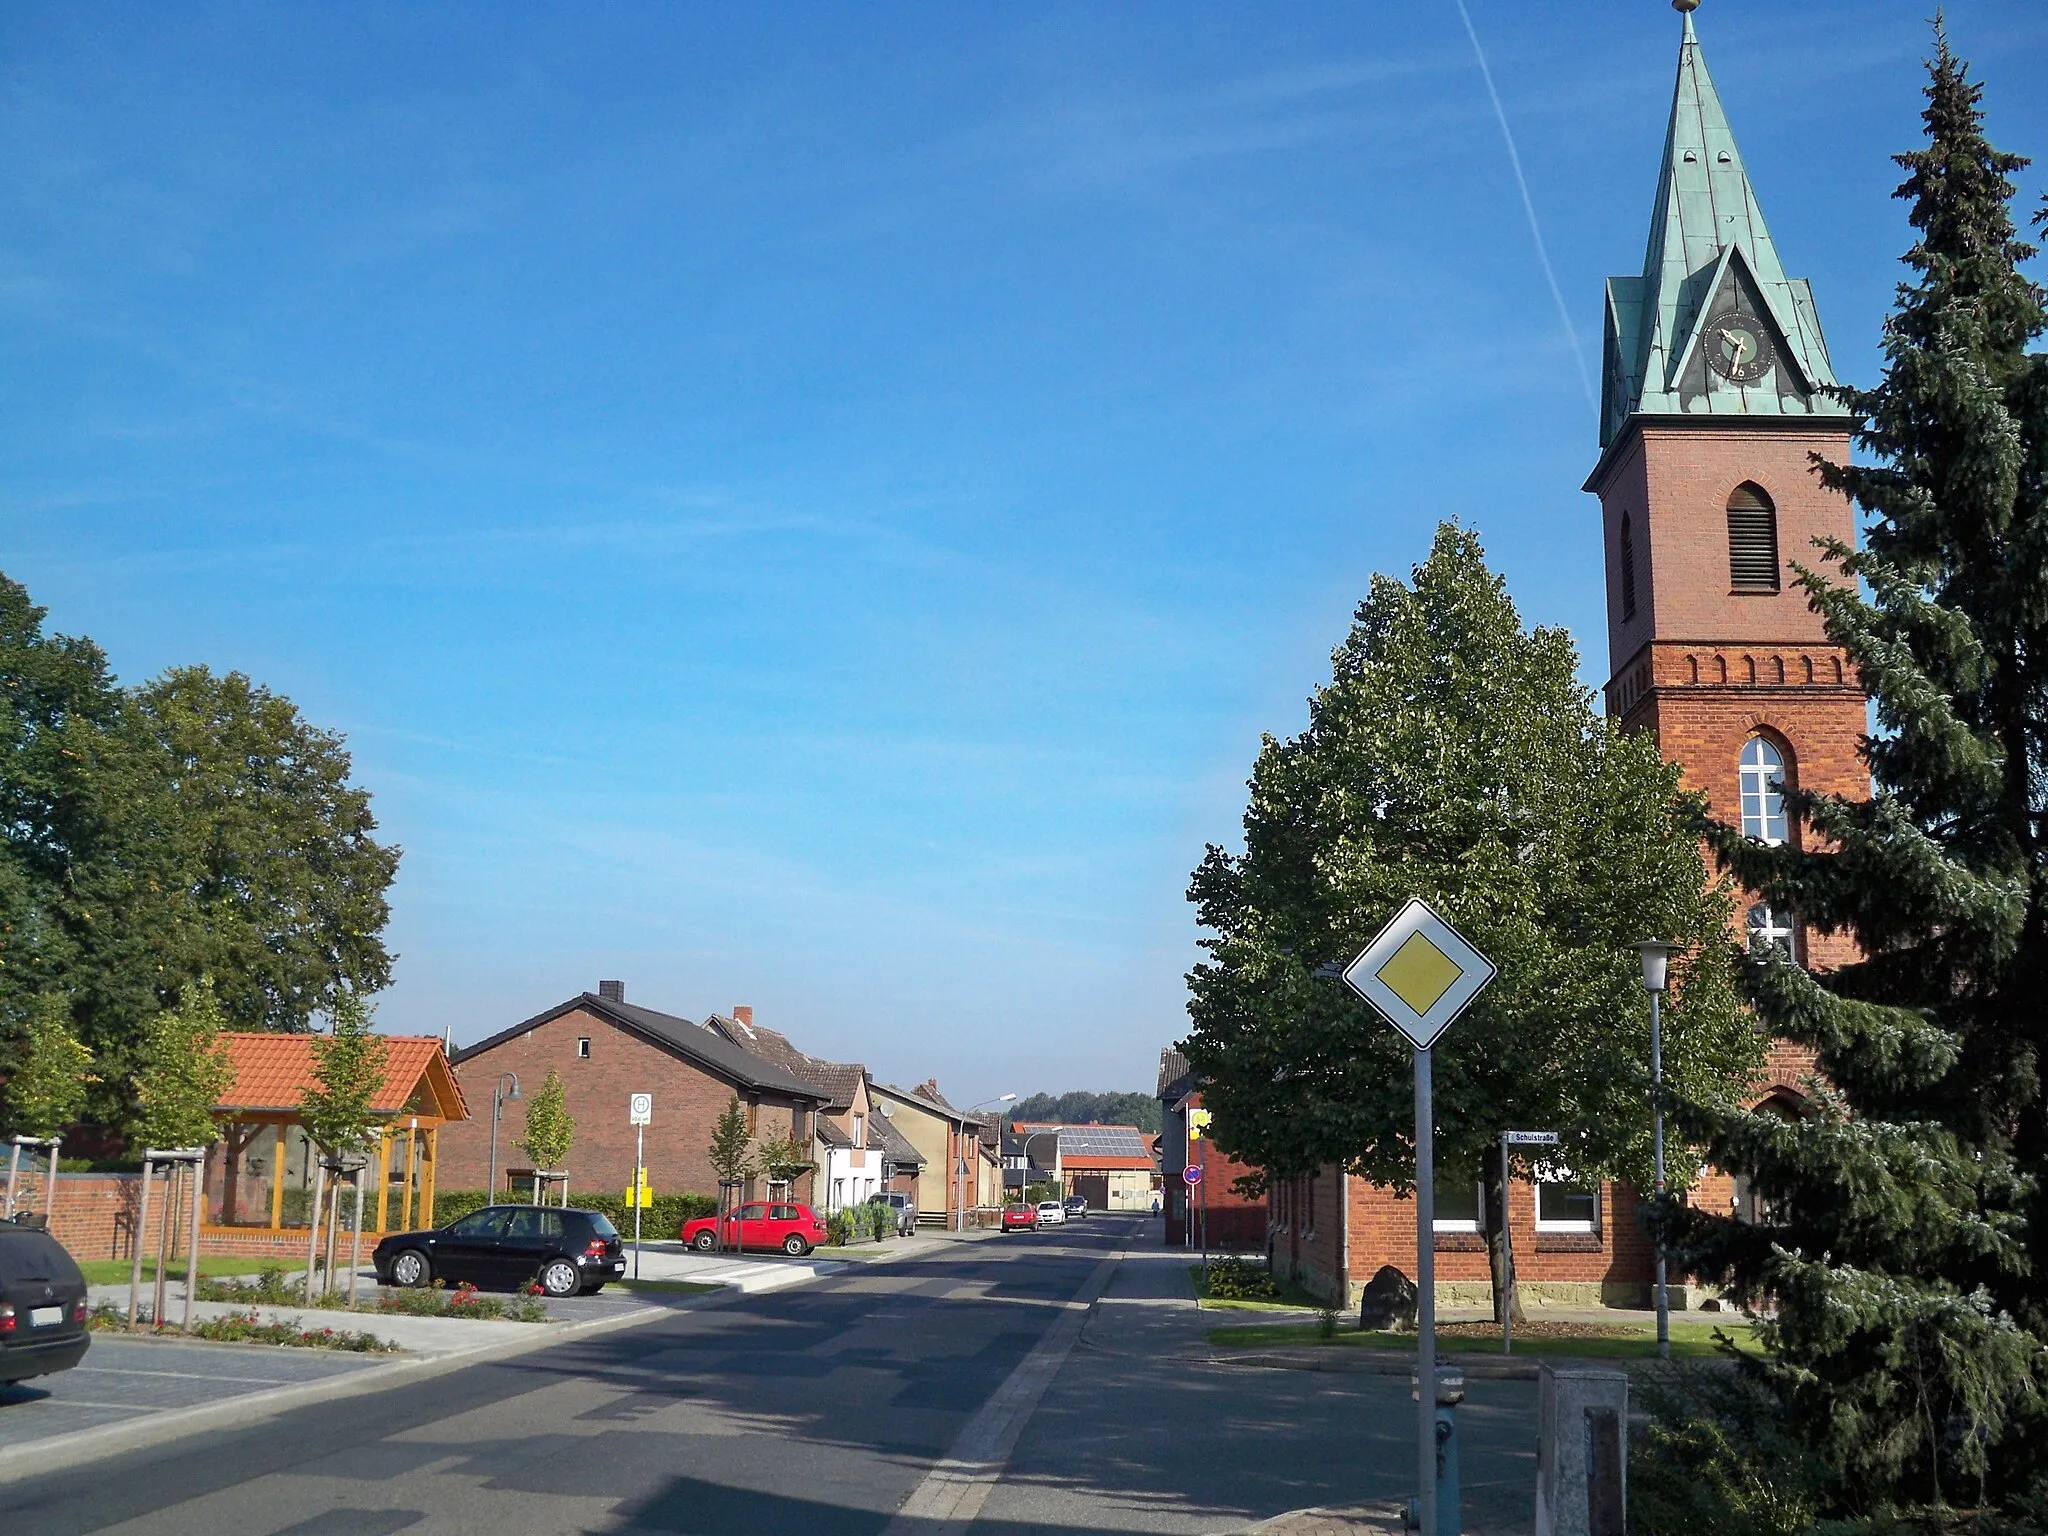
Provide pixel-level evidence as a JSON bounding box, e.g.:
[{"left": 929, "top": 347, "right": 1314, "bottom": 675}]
[
  {"left": 442, "top": 982, "right": 828, "bottom": 1206},
  {"left": 1261, "top": 13, "right": 1867, "bottom": 1311},
  {"left": 1157, "top": 1049, "right": 1267, "bottom": 1252},
  {"left": 703, "top": 1005, "right": 895, "bottom": 1212},
  {"left": 865, "top": 1079, "right": 996, "bottom": 1227}
]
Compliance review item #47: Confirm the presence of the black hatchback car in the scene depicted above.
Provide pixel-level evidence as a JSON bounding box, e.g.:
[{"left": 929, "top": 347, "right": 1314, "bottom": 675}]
[
  {"left": 372, "top": 1205, "right": 626, "bottom": 1297},
  {"left": 1, "top": 1218, "right": 90, "bottom": 1384}
]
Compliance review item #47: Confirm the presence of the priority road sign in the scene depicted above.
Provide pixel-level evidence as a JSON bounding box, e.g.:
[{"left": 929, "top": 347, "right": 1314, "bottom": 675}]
[
  {"left": 629, "top": 1093, "right": 652, "bottom": 1126},
  {"left": 1343, "top": 898, "right": 1497, "bottom": 1051},
  {"left": 1183, "top": 1163, "right": 1203, "bottom": 1186}
]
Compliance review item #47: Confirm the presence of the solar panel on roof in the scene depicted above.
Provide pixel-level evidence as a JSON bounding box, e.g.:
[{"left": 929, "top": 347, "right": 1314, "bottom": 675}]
[{"left": 1057, "top": 1126, "right": 1149, "bottom": 1156}]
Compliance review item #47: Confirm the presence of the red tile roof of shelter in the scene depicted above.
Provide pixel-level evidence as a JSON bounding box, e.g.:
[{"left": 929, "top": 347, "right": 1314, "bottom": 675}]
[{"left": 214, "top": 1034, "right": 469, "bottom": 1123}]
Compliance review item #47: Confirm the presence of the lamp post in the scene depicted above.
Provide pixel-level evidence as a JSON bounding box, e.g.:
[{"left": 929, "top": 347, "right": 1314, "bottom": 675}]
[
  {"left": 1020, "top": 1128, "right": 1060, "bottom": 1204},
  {"left": 958, "top": 1095, "right": 1017, "bottom": 1232},
  {"left": 486, "top": 1074, "right": 522, "bottom": 1202},
  {"left": 1637, "top": 939, "right": 1677, "bottom": 1359}
]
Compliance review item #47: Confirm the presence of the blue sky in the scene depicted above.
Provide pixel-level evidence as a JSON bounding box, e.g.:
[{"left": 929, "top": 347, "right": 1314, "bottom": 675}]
[{"left": 4, "top": 2, "right": 2045, "bottom": 1100}]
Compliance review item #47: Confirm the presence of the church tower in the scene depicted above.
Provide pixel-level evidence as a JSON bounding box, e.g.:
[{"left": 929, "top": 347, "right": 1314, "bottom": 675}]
[{"left": 1588, "top": 3, "right": 1866, "bottom": 967}]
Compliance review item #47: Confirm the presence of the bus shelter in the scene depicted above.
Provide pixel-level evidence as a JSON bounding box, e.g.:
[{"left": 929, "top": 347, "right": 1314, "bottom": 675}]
[{"left": 207, "top": 1034, "right": 470, "bottom": 1242}]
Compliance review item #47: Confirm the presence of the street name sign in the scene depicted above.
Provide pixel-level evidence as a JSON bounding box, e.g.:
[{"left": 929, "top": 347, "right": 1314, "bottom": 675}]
[
  {"left": 1182, "top": 1163, "right": 1203, "bottom": 1186},
  {"left": 629, "top": 1093, "right": 652, "bottom": 1126},
  {"left": 1342, "top": 898, "right": 1496, "bottom": 1050},
  {"left": 1503, "top": 1130, "right": 1559, "bottom": 1147}
]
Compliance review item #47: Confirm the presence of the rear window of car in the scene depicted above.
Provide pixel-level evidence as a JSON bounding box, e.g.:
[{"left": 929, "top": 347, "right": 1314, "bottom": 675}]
[
  {"left": 584, "top": 1212, "right": 619, "bottom": 1238},
  {"left": 0, "top": 1229, "right": 81, "bottom": 1287}
]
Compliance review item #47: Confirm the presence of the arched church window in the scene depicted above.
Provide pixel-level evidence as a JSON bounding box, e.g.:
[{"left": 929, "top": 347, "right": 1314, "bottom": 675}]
[
  {"left": 1619, "top": 514, "right": 1638, "bottom": 620},
  {"left": 1738, "top": 737, "right": 1789, "bottom": 845},
  {"left": 1728, "top": 483, "right": 1780, "bottom": 592}
]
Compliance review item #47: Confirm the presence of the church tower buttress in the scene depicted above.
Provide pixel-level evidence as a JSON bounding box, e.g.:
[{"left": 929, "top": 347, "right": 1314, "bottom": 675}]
[{"left": 1587, "top": 6, "right": 1866, "bottom": 970}]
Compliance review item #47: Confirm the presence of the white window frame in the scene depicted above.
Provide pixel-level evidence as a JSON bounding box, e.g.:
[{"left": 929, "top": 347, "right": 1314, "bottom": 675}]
[
  {"left": 1739, "top": 737, "right": 1789, "bottom": 845},
  {"left": 1431, "top": 1178, "right": 1483, "bottom": 1234},
  {"left": 576, "top": 1037, "right": 591, "bottom": 1059},
  {"left": 1533, "top": 1167, "right": 1599, "bottom": 1234},
  {"left": 852, "top": 1112, "right": 865, "bottom": 1149},
  {"left": 1747, "top": 901, "right": 1796, "bottom": 961}
]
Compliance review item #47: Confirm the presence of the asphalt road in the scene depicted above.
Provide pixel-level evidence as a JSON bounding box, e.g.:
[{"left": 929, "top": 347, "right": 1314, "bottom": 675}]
[{"left": 2, "top": 1215, "right": 1541, "bottom": 1535}]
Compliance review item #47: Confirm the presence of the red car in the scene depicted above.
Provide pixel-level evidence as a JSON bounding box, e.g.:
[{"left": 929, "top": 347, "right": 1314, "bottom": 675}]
[
  {"left": 1000, "top": 1203, "right": 1039, "bottom": 1233},
  {"left": 680, "top": 1201, "right": 829, "bottom": 1257}
]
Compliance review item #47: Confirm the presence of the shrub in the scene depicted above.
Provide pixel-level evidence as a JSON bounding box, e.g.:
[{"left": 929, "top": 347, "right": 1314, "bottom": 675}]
[
  {"left": 189, "top": 1309, "right": 400, "bottom": 1352},
  {"left": 430, "top": 1188, "right": 716, "bottom": 1237},
  {"left": 1203, "top": 1258, "right": 1278, "bottom": 1300},
  {"left": 825, "top": 1210, "right": 854, "bottom": 1247},
  {"left": 865, "top": 1201, "right": 890, "bottom": 1242}
]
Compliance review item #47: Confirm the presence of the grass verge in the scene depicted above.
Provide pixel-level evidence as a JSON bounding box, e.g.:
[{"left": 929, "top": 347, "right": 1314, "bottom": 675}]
[
  {"left": 1205, "top": 1318, "right": 1752, "bottom": 1361},
  {"left": 78, "top": 1256, "right": 276, "bottom": 1287}
]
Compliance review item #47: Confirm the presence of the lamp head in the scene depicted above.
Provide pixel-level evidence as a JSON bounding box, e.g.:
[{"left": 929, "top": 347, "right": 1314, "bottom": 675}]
[{"left": 1636, "top": 940, "right": 1676, "bottom": 993}]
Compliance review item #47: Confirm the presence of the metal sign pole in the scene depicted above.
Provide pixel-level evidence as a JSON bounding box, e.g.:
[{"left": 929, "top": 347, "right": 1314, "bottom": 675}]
[
  {"left": 1500, "top": 1133, "right": 1513, "bottom": 1356},
  {"left": 1415, "top": 1045, "right": 1437, "bottom": 1536},
  {"left": 1650, "top": 984, "right": 1669, "bottom": 1359},
  {"left": 633, "top": 1122, "right": 644, "bottom": 1282}
]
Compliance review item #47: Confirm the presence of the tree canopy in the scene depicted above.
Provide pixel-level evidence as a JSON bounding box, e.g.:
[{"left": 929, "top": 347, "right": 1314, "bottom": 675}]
[
  {"left": 299, "top": 992, "right": 389, "bottom": 1159},
  {"left": 130, "top": 976, "right": 233, "bottom": 1151},
  {"left": 1182, "top": 525, "right": 1761, "bottom": 1304},
  {"left": 1010, "top": 1091, "right": 1160, "bottom": 1135},
  {"left": 518, "top": 1069, "right": 575, "bottom": 1172},
  {"left": 1660, "top": 30, "right": 2048, "bottom": 1523},
  {"left": 0, "top": 574, "right": 398, "bottom": 1123}
]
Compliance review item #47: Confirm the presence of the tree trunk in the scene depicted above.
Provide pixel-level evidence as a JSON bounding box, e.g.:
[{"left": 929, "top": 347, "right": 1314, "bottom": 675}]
[{"left": 1480, "top": 1156, "right": 1526, "bottom": 1329}]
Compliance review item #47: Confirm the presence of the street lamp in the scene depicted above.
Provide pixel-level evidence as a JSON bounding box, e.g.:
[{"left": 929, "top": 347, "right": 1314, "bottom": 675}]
[
  {"left": 1637, "top": 939, "right": 1677, "bottom": 1359},
  {"left": 486, "top": 1073, "right": 522, "bottom": 1201},
  {"left": 1019, "top": 1129, "right": 1060, "bottom": 1202},
  {"left": 958, "top": 1094, "right": 1017, "bottom": 1232}
]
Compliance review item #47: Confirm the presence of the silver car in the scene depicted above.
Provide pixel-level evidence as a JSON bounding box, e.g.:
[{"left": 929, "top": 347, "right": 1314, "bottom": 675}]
[
  {"left": 867, "top": 1192, "right": 917, "bottom": 1236},
  {"left": 1035, "top": 1199, "right": 1067, "bottom": 1227}
]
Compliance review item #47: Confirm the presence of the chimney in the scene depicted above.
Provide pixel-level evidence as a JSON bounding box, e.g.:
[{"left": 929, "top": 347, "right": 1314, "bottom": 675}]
[
  {"left": 733, "top": 1005, "right": 753, "bottom": 1028},
  {"left": 598, "top": 980, "right": 625, "bottom": 1003}
]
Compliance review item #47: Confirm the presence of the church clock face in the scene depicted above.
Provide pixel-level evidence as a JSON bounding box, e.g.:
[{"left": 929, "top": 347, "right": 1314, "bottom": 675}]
[{"left": 1704, "top": 310, "right": 1774, "bottom": 383}]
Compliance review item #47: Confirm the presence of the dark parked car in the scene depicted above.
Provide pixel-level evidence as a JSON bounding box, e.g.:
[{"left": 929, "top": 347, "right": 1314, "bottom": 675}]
[
  {"left": 0, "top": 1218, "right": 90, "bottom": 1385},
  {"left": 372, "top": 1205, "right": 626, "bottom": 1297},
  {"left": 1063, "top": 1196, "right": 1088, "bottom": 1221}
]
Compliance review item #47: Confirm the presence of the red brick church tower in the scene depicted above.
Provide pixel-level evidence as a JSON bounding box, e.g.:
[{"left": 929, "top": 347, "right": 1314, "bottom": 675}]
[{"left": 1587, "top": 2, "right": 1867, "bottom": 974}]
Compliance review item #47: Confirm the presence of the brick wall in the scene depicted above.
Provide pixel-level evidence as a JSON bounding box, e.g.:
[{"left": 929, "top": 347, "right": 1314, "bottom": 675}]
[
  {"left": 442, "top": 1005, "right": 816, "bottom": 1209},
  {"left": 1161, "top": 1090, "right": 1264, "bottom": 1248}
]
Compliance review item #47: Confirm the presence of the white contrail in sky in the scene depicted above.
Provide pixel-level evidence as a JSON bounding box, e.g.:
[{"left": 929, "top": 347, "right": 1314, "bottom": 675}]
[{"left": 1452, "top": 0, "right": 1597, "bottom": 414}]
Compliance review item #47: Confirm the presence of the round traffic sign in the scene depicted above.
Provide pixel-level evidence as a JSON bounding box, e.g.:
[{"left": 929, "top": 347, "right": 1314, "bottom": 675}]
[{"left": 1182, "top": 1163, "right": 1203, "bottom": 1186}]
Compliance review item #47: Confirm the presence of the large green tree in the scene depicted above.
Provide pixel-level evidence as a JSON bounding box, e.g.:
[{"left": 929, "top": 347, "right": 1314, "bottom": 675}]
[
  {"left": 0, "top": 577, "right": 400, "bottom": 1116},
  {"left": 1184, "top": 524, "right": 1761, "bottom": 1316},
  {"left": 1662, "top": 30, "right": 2048, "bottom": 1523}
]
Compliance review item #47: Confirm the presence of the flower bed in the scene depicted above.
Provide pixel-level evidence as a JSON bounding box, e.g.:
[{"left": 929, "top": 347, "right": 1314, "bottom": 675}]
[
  {"left": 86, "top": 1300, "right": 398, "bottom": 1352},
  {"left": 197, "top": 1267, "right": 550, "bottom": 1322}
]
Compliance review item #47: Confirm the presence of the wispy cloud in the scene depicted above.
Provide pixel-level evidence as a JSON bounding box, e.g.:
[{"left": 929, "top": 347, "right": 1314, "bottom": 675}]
[{"left": 1451, "top": 0, "right": 1596, "bottom": 415}]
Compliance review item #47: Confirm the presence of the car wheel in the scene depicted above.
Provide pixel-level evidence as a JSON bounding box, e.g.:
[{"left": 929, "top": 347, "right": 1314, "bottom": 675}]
[
  {"left": 389, "top": 1250, "right": 430, "bottom": 1288},
  {"left": 782, "top": 1234, "right": 810, "bottom": 1257},
  {"left": 538, "top": 1258, "right": 581, "bottom": 1297},
  {"left": 691, "top": 1230, "right": 717, "bottom": 1252}
]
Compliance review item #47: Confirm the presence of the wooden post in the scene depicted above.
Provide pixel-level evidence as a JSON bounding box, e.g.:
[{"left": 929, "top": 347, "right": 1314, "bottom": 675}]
[
  {"left": 182, "top": 1155, "right": 204, "bottom": 1333},
  {"left": 152, "top": 1164, "right": 178, "bottom": 1326},
  {"left": 348, "top": 1166, "right": 365, "bottom": 1306},
  {"left": 269, "top": 1124, "right": 286, "bottom": 1230},
  {"left": 421, "top": 1127, "right": 438, "bottom": 1228},
  {"left": 127, "top": 1156, "right": 155, "bottom": 1328},
  {"left": 400, "top": 1122, "right": 417, "bottom": 1232},
  {"left": 302, "top": 1159, "right": 327, "bottom": 1306},
  {"left": 375, "top": 1128, "right": 391, "bottom": 1233}
]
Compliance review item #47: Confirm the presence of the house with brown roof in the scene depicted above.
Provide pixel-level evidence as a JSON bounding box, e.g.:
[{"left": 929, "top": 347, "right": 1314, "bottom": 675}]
[
  {"left": 866, "top": 1078, "right": 998, "bottom": 1228},
  {"left": 704, "top": 1006, "right": 891, "bottom": 1212},
  {"left": 441, "top": 982, "right": 829, "bottom": 1206}
]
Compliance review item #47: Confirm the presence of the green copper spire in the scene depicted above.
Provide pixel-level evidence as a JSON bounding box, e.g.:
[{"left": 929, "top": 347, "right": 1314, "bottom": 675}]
[{"left": 1598, "top": 4, "right": 1849, "bottom": 447}]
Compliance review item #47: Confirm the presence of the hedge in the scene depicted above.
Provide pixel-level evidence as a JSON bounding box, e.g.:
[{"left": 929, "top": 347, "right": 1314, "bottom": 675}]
[{"left": 429, "top": 1188, "right": 716, "bottom": 1235}]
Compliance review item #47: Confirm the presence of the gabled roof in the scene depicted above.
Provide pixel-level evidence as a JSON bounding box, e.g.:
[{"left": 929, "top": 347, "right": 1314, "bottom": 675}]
[
  {"left": 1596, "top": 8, "right": 1848, "bottom": 451},
  {"left": 704, "top": 1015, "right": 867, "bottom": 1111},
  {"left": 215, "top": 1034, "right": 469, "bottom": 1123},
  {"left": 1157, "top": 1046, "right": 1196, "bottom": 1103},
  {"left": 868, "top": 1109, "right": 925, "bottom": 1169},
  {"left": 454, "top": 994, "right": 826, "bottom": 1102},
  {"left": 872, "top": 1079, "right": 988, "bottom": 1127}
]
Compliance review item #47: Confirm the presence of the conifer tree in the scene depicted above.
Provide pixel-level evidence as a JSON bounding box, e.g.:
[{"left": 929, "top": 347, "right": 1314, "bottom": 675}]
[{"left": 1666, "top": 27, "right": 2048, "bottom": 1520}]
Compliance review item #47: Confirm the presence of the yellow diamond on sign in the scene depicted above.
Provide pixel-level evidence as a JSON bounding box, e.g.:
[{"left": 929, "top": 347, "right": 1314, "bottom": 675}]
[
  {"left": 1375, "top": 932, "right": 1463, "bottom": 1015},
  {"left": 1342, "top": 897, "right": 1497, "bottom": 1050}
]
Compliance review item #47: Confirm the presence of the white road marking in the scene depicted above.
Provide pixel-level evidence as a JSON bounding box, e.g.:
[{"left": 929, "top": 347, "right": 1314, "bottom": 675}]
[{"left": 882, "top": 1247, "right": 1122, "bottom": 1536}]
